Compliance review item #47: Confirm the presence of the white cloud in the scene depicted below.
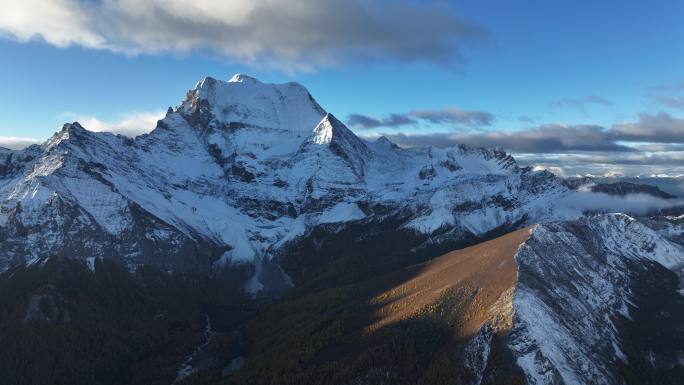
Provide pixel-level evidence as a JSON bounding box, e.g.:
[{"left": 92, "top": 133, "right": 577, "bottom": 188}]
[
  {"left": 0, "top": 0, "right": 105, "bottom": 48},
  {"left": 0, "top": 0, "right": 482, "bottom": 72},
  {"left": 0, "top": 110, "right": 164, "bottom": 149},
  {"left": 531, "top": 165, "right": 566, "bottom": 177},
  {"left": 0, "top": 136, "right": 42, "bottom": 150},
  {"left": 548, "top": 95, "right": 612, "bottom": 110},
  {"left": 558, "top": 191, "right": 684, "bottom": 215},
  {"left": 69, "top": 111, "right": 165, "bottom": 137}
]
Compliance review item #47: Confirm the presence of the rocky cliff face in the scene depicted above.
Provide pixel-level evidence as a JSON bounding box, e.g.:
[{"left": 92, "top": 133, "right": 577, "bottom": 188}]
[{"left": 509, "top": 214, "right": 684, "bottom": 385}]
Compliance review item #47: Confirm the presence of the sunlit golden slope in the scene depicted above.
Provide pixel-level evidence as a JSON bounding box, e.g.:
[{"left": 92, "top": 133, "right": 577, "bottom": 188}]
[{"left": 369, "top": 227, "right": 533, "bottom": 338}]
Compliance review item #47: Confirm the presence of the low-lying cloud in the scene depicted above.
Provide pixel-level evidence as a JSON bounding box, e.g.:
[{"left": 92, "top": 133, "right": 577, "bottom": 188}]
[
  {"left": 1, "top": 111, "right": 164, "bottom": 150},
  {"left": 75, "top": 111, "right": 165, "bottom": 138},
  {"left": 557, "top": 191, "right": 684, "bottom": 216},
  {"left": 0, "top": 136, "right": 42, "bottom": 150},
  {"left": 0, "top": 0, "right": 483, "bottom": 72}
]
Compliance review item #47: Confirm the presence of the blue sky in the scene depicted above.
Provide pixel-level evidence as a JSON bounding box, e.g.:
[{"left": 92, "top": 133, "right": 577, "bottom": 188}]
[{"left": 0, "top": 0, "right": 683, "bottom": 176}]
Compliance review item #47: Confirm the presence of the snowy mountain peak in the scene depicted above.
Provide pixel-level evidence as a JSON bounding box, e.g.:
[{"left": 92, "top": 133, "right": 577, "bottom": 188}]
[
  {"left": 44, "top": 122, "right": 91, "bottom": 149},
  {"left": 228, "top": 73, "right": 261, "bottom": 84},
  {"left": 307, "top": 114, "right": 371, "bottom": 157},
  {"left": 310, "top": 113, "right": 337, "bottom": 145},
  {"left": 180, "top": 75, "right": 326, "bottom": 136},
  {"left": 372, "top": 136, "right": 399, "bottom": 151},
  {"left": 61, "top": 121, "right": 87, "bottom": 134},
  {"left": 294, "top": 113, "right": 372, "bottom": 178}
]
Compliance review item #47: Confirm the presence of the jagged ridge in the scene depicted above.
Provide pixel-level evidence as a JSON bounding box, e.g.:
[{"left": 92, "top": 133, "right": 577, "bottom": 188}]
[{"left": 0, "top": 75, "right": 579, "bottom": 283}]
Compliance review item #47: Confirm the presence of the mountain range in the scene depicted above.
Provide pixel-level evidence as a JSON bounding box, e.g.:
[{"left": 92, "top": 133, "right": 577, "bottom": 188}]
[{"left": 0, "top": 75, "right": 682, "bottom": 385}]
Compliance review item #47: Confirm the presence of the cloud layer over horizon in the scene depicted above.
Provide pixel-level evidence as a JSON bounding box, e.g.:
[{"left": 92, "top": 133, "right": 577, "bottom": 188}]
[
  {"left": 0, "top": 111, "right": 164, "bottom": 149},
  {"left": 356, "top": 109, "right": 684, "bottom": 177},
  {"left": 0, "top": 136, "right": 43, "bottom": 150},
  {"left": 73, "top": 111, "right": 165, "bottom": 138}
]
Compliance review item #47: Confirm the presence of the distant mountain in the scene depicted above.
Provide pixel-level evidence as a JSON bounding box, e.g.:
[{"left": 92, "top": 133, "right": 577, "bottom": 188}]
[
  {"left": 617, "top": 176, "right": 684, "bottom": 197},
  {"left": 563, "top": 177, "right": 677, "bottom": 199}
]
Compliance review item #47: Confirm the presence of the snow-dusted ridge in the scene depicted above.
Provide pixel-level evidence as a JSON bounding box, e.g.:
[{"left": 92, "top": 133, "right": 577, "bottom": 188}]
[
  {"left": 0, "top": 74, "right": 583, "bottom": 278},
  {"left": 509, "top": 213, "right": 684, "bottom": 385}
]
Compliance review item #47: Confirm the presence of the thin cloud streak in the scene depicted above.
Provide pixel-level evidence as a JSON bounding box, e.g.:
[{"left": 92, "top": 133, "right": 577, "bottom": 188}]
[
  {"left": 549, "top": 95, "right": 612, "bottom": 110},
  {"left": 652, "top": 95, "right": 684, "bottom": 110},
  {"left": 347, "top": 113, "right": 417, "bottom": 130},
  {"left": 409, "top": 107, "right": 495, "bottom": 127},
  {"left": 644, "top": 80, "right": 684, "bottom": 110},
  {"left": 347, "top": 107, "right": 495, "bottom": 130}
]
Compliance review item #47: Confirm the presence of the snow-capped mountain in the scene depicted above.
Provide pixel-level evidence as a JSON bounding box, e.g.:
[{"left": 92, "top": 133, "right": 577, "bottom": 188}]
[
  {"left": 1, "top": 75, "right": 683, "bottom": 384},
  {"left": 0, "top": 74, "right": 577, "bottom": 283}
]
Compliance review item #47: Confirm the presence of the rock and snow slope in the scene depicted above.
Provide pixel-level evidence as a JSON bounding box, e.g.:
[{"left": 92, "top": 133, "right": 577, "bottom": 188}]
[
  {"left": 228, "top": 213, "right": 683, "bottom": 384},
  {"left": 366, "top": 212, "right": 684, "bottom": 384},
  {"left": 0, "top": 74, "right": 577, "bottom": 275},
  {"left": 509, "top": 214, "right": 684, "bottom": 385},
  {"left": 369, "top": 213, "right": 684, "bottom": 384}
]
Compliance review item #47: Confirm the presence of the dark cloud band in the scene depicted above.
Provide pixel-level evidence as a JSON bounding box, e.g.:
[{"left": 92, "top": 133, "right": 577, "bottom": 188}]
[
  {"left": 347, "top": 107, "right": 495, "bottom": 129},
  {"left": 357, "top": 111, "right": 684, "bottom": 176},
  {"left": 365, "top": 124, "right": 634, "bottom": 153}
]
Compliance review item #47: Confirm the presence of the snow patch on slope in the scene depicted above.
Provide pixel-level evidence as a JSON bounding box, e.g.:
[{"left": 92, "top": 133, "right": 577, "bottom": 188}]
[{"left": 318, "top": 202, "right": 365, "bottom": 224}]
